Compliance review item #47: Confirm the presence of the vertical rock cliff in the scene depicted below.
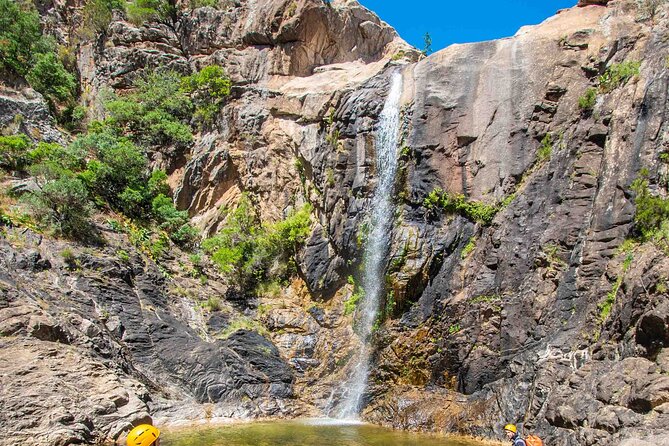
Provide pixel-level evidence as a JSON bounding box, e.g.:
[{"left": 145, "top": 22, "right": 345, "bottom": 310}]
[{"left": 1, "top": 0, "right": 668, "bottom": 445}]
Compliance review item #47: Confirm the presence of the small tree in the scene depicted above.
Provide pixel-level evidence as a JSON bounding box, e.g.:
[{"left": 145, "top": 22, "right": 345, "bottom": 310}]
[
  {"left": 0, "top": 134, "right": 32, "bottom": 172},
  {"left": 26, "top": 52, "right": 76, "bottom": 104},
  {"left": 127, "top": 0, "right": 176, "bottom": 25},
  {"left": 422, "top": 32, "right": 433, "bottom": 56},
  {"left": 80, "top": 0, "right": 126, "bottom": 38},
  {"left": 0, "top": 0, "right": 45, "bottom": 76},
  {"left": 25, "top": 174, "right": 93, "bottom": 237},
  {"left": 181, "top": 65, "right": 231, "bottom": 124}
]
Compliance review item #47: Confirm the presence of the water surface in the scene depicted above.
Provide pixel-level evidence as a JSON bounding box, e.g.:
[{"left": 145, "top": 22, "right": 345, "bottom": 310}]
[{"left": 161, "top": 420, "right": 486, "bottom": 446}]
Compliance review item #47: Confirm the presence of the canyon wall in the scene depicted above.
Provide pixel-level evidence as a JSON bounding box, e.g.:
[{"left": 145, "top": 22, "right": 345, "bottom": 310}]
[{"left": 1, "top": 0, "right": 668, "bottom": 445}]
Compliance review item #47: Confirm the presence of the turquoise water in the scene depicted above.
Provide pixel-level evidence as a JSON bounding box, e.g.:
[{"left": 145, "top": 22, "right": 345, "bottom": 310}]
[{"left": 161, "top": 420, "right": 485, "bottom": 446}]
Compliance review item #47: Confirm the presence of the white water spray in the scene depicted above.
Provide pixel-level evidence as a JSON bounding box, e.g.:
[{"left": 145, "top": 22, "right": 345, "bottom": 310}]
[{"left": 336, "top": 71, "right": 403, "bottom": 419}]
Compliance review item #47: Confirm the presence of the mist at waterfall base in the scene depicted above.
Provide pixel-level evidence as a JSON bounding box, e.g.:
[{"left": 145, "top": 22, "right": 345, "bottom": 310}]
[
  {"left": 330, "top": 71, "right": 404, "bottom": 420},
  {"left": 160, "top": 421, "right": 486, "bottom": 446}
]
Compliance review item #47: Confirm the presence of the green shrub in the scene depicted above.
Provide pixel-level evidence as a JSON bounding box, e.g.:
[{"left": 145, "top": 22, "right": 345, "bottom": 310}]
[
  {"left": 80, "top": 0, "right": 125, "bottom": 38},
  {"left": 218, "top": 316, "right": 268, "bottom": 339},
  {"left": 73, "top": 131, "right": 147, "bottom": 210},
  {"left": 599, "top": 61, "right": 640, "bottom": 93},
  {"left": 202, "top": 196, "right": 312, "bottom": 291},
  {"left": 344, "top": 291, "right": 361, "bottom": 316},
  {"left": 631, "top": 174, "right": 669, "bottom": 240},
  {"left": 151, "top": 193, "right": 197, "bottom": 246},
  {"left": 461, "top": 236, "right": 477, "bottom": 259},
  {"left": 0, "top": 134, "right": 32, "bottom": 172},
  {"left": 26, "top": 52, "right": 77, "bottom": 104},
  {"left": 148, "top": 232, "right": 170, "bottom": 259},
  {"left": 28, "top": 141, "right": 87, "bottom": 179},
  {"left": 105, "top": 70, "right": 194, "bottom": 148},
  {"left": 203, "top": 296, "right": 222, "bottom": 311},
  {"left": 423, "top": 187, "right": 498, "bottom": 224},
  {"left": 391, "top": 50, "right": 406, "bottom": 61},
  {"left": 191, "top": 0, "right": 218, "bottom": 7},
  {"left": 60, "top": 248, "right": 81, "bottom": 269},
  {"left": 181, "top": 64, "right": 231, "bottom": 124},
  {"left": 117, "top": 249, "right": 130, "bottom": 262},
  {"left": 127, "top": 0, "right": 174, "bottom": 25},
  {"left": 24, "top": 176, "right": 93, "bottom": 237},
  {"left": 0, "top": 0, "right": 47, "bottom": 76},
  {"left": 537, "top": 133, "right": 553, "bottom": 163},
  {"left": 578, "top": 88, "right": 597, "bottom": 111},
  {"left": 0, "top": 0, "right": 77, "bottom": 114}
]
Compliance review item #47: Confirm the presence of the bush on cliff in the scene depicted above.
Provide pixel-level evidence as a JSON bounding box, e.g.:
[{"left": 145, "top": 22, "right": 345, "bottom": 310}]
[
  {"left": 80, "top": 0, "right": 125, "bottom": 38},
  {"left": 104, "top": 65, "right": 231, "bottom": 147},
  {"left": 0, "top": 134, "right": 32, "bottom": 172},
  {"left": 203, "top": 195, "right": 312, "bottom": 293},
  {"left": 12, "top": 129, "right": 196, "bottom": 244},
  {"left": 423, "top": 188, "right": 498, "bottom": 224},
  {"left": 631, "top": 172, "right": 669, "bottom": 249},
  {"left": 598, "top": 61, "right": 640, "bottom": 93},
  {"left": 127, "top": 0, "right": 175, "bottom": 25},
  {"left": 105, "top": 70, "right": 194, "bottom": 148},
  {"left": 26, "top": 53, "right": 76, "bottom": 105},
  {"left": 181, "top": 64, "right": 232, "bottom": 124},
  {"left": 25, "top": 158, "right": 93, "bottom": 237},
  {"left": 0, "top": 0, "right": 45, "bottom": 76},
  {"left": 0, "top": 0, "right": 76, "bottom": 111}
]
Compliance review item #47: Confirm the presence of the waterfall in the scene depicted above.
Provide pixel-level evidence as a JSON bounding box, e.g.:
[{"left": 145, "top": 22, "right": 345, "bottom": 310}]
[{"left": 336, "top": 71, "right": 403, "bottom": 420}]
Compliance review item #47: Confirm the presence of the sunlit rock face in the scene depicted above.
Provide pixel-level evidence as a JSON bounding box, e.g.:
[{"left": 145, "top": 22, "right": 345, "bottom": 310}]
[
  {"left": 578, "top": 0, "right": 610, "bottom": 6},
  {"left": 2, "top": 0, "right": 669, "bottom": 445}
]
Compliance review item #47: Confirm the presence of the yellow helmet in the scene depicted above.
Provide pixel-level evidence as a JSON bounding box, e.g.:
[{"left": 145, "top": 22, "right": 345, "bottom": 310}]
[
  {"left": 504, "top": 424, "right": 517, "bottom": 433},
  {"left": 126, "top": 424, "right": 160, "bottom": 446}
]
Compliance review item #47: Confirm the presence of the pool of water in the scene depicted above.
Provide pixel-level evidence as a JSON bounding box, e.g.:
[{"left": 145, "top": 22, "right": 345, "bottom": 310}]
[{"left": 161, "top": 419, "right": 487, "bottom": 446}]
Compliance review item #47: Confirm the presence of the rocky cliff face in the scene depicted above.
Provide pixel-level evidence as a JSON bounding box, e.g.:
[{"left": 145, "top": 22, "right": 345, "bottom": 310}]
[{"left": 1, "top": 0, "right": 669, "bottom": 445}]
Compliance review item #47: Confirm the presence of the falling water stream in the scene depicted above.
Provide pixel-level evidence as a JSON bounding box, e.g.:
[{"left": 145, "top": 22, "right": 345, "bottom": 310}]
[{"left": 336, "top": 71, "right": 403, "bottom": 419}]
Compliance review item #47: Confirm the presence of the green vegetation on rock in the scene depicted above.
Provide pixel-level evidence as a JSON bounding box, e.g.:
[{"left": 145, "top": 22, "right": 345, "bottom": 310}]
[
  {"left": 1, "top": 127, "right": 196, "bottom": 244},
  {"left": 104, "top": 70, "right": 194, "bottom": 148},
  {"left": 0, "top": 0, "right": 76, "bottom": 113},
  {"left": 104, "top": 65, "right": 231, "bottom": 147},
  {"left": 0, "top": 134, "right": 32, "bottom": 172},
  {"left": 598, "top": 61, "right": 640, "bottom": 93},
  {"left": 599, "top": 253, "right": 633, "bottom": 323},
  {"left": 202, "top": 195, "right": 312, "bottom": 293},
  {"left": 127, "top": 0, "right": 175, "bottom": 25},
  {"left": 461, "top": 236, "right": 477, "bottom": 259},
  {"left": 423, "top": 187, "right": 499, "bottom": 225},
  {"left": 0, "top": 0, "right": 47, "bottom": 76},
  {"left": 578, "top": 88, "right": 597, "bottom": 112},
  {"left": 630, "top": 171, "right": 669, "bottom": 252},
  {"left": 537, "top": 133, "right": 553, "bottom": 163},
  {"left": 80, "top": 0, "right": 125, "bottom": 38},
  {"left": 181, "top": 64, "right": 232, "bottom": 125}
]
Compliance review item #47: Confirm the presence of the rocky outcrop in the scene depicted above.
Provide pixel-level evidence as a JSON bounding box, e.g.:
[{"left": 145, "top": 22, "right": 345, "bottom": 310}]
[
  {"left": 0, "top": 226, "right": 306, "bottom": 444},
  {"left": 578, "top": 0, "right": 610, "bottom": 6},
  {"left": 360, "top": 2, "right": 669, "bottom": 445}
]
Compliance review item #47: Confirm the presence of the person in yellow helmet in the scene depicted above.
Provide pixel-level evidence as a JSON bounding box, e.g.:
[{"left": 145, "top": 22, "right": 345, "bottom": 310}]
[
  {"left": 504, "top": 424, "right": 526, "bottom": 446},
  {"left": 126, "top": 424, "right": 160, "bottom": 446}
]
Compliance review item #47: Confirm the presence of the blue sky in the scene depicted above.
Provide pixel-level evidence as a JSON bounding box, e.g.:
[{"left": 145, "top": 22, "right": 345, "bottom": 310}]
[{"left": 357, "top": 0, "right": 578, "bottom": 52}]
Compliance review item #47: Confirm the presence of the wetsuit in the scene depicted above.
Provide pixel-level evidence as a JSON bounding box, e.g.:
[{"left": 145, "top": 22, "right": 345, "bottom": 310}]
[{"left": 511, "top": 433, "right": 527, "bottom": 446}]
